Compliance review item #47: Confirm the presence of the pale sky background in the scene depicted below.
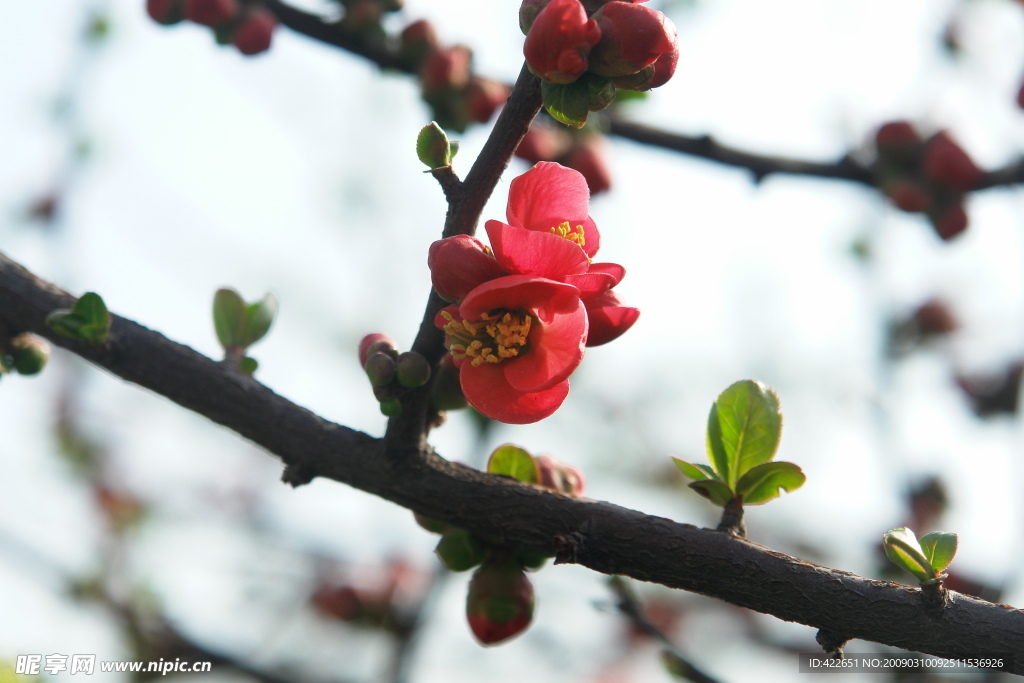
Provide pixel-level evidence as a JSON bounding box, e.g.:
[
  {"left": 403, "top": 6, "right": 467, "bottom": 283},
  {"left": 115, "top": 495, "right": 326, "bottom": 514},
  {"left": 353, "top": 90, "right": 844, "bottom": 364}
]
[{"left": 3, "top": 0, "right": 1024, "bottom": 681}]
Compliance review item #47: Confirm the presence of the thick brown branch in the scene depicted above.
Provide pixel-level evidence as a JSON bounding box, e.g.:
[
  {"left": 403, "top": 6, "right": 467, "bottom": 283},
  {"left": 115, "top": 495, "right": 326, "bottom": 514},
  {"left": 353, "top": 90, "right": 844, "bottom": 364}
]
[{"left": 2, "top": 251, "right": 1023, "bottom": 673}]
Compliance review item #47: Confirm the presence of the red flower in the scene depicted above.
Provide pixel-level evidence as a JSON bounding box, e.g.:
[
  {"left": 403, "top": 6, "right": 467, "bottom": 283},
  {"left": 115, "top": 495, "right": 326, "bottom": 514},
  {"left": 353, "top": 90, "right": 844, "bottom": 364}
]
[
  {"left": 487, "top": 161, "right": 600, "bottom": 262},
  {"left": 435, "top": 275, "right": 587, "bottom": 424},
  {"left": 524, "top": 0, "right": 602, "bottom": 84}
]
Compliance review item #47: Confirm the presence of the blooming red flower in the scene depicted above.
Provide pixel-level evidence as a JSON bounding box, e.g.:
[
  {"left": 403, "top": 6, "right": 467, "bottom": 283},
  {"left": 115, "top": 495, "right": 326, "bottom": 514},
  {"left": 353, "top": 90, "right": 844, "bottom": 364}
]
[
  {"left": 523, "top": 0, "right": 602, "bottom": 84},
  {"left": 435, "top": 275, "right": 587, "bottom": 424}
]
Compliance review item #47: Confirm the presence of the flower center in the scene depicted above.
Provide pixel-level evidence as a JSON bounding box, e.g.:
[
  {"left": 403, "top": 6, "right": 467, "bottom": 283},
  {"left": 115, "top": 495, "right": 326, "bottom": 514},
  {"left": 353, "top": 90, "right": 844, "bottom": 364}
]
[
  {"left": 550, "top": 221, "right": 586, "bottom": 248},
  {"left": 441, "top": 310, "right": 533, "bottom": 366}
]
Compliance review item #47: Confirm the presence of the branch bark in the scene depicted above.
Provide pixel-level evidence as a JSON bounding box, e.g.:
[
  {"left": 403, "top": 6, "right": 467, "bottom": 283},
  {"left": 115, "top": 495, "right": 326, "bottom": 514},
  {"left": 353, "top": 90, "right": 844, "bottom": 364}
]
[{"left": 2, "top": 251, "right": 1022, "bottom": 673}]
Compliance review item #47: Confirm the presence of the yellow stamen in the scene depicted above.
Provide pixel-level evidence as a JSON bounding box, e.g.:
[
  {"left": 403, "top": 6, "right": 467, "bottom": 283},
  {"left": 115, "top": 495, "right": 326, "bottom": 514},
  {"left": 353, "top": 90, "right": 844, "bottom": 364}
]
[
  {"left": 550, "top": 221, "right": 586, "bottom": 247},
  {"left": 441, "top": 309, "right": 532, "bottom": 366}
]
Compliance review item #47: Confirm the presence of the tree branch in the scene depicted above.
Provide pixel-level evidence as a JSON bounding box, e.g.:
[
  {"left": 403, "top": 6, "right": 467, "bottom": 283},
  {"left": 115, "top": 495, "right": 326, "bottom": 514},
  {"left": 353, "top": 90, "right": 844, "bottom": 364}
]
[
  {"left": 261, "top": 0, "right": 1024, "bottom": 191},
  {"left": 2, "top": 251, "right": 1022, "bottom": 673}
]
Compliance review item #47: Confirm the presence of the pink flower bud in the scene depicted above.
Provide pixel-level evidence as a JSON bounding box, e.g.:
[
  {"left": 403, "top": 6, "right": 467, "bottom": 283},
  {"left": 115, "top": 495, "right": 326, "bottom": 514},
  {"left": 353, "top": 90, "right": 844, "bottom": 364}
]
[
  {"left": 428, "top": 235, "right": 504, "bottom": 302},
  {"left": 523, "top": 0, "right": 601, "bottom": 84},
  {"left": 232, "top": 8, "right": 277, "bottom": 56},
  {"left": 183, "top": 0, "right": 238, "bottom": 27},
  {"left": 466, "top": 560, "right": 535, "bottom": 646},
  {"left": 588, "top": 2, "right": 677, "bottom": 79},
  {"left": 535, "top": 455, "right": 585, "bottom": 496}
]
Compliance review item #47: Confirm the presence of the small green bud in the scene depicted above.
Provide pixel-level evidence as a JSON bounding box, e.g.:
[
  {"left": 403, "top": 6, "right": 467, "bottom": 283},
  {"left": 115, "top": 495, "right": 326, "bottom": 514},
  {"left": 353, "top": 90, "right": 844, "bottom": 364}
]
[
  {"left": 396, "top": 351, "right": 431, "bottom": 388},
  {"left": 416, "top": 121, "right": 459, "bottom": 169},
  {"left": 364, "top": 352, "right": 396, "bottom": 386},
  {"left": 414, "top": 513, "right": 447, "bottom": 534},
  {"left": 435, "top": 528, "right": 486, "bottom": 572},
  {"left": 10, "top": 334, "right": 50, "bottom": 375}
]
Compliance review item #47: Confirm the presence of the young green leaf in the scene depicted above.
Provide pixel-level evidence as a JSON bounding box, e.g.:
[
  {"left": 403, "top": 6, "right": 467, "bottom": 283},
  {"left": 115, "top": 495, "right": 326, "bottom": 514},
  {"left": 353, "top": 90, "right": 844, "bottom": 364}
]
[
  {"left": 416, "top": 121, "right": 458, "bottom": 169},
  {"left": 435, "top": 528, "right": 485, "bottom": 572},
  {"left": 688, "top": 479, "right": 735, "bottom": 507},
  {"left": 883, "top": 527, "right": 934, "bottom": 583},
  {"left": 706, "top": 380, "right": 783, "bottom": 488},
  {"left": 73, "top": 292, "right": 110, "bottom": 329},
  {"left": 242, "top": 293, "right": 278, "bottom": 348},
  {"left": 487, "top": 444, "right": 539, "bottom": 485},
  {"left": 540, "top": 79, "right": 590, "bottom": 128},
  {"left": 213, "top": 288, "right": 247, "bottom": 349},
  {"left": 919, "top": 532, "right": 958, "bottom": 574},
  {"left": 672, "top": 457, "right": 721, "bottom": 482},
  {"left": 734, "top": 461, "right": 805, "bottom": 505}
]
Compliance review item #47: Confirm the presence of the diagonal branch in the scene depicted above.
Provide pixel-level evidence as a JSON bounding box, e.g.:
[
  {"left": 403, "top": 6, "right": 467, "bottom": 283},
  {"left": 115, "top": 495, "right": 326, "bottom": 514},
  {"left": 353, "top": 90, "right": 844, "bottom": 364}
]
[{"left": 2, "top": 251, "right": 1022, "bottom": 673}]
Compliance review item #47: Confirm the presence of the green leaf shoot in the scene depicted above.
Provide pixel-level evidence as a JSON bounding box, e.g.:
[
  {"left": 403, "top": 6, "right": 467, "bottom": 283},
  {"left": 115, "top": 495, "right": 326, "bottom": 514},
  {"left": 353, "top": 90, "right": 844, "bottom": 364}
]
[
  {"left": 883, "top": 527, "right": 935, "bottom": 583},
  {"left": 487, "top": 444, "right": 539, "bottom": 485},
  {"left": 706, "top": 380, "right": 783, "bottom": 489},
  {"left": 540, "top": 79, "right": 590, "bottom": 128}
]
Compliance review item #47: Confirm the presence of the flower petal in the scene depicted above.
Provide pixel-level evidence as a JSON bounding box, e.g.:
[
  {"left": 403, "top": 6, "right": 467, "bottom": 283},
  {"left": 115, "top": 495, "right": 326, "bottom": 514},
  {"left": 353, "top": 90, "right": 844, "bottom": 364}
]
[
  {"left": 506, "top": 162, "right": 600, "bottom": 257},
  {"left": 428, "top": 235, "right": 504, "bottom": 302},
  {"left": 461, "top": 364, "right": 571, "bottom": 424},
  {"left": 486, "top": 220, "right": 590, "bottom": 279},
  {"left": 585, "top": 289, "right": 640, "bottom": 346}
]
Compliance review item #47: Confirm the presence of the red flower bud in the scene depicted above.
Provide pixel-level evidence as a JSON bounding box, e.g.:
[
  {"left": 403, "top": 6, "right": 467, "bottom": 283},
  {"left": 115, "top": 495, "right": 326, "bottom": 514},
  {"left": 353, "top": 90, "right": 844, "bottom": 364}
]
[
  {"left": 420, "top": 45, "right": 472, "bottom": 94},
  {"left": 588, "top": 1, "right": 677, "bottom": 79},
  {"left": 466, "top": 77, "right": 511, "bottom": 124},
  {"left": 922, "top": 131, "right": 982, "bottom": 192},
  {"left": 565, "top": 136, "right": 612, "bottom": 195},
  {"left": 515, "top": 123, "right": 572, "bottom": 164},
  {"left": 523, "top": 0, "right": 601, "bottom": 84},
  {"left": 147, "top": 0, "right": 184, "bottom": 25},
  {"left": 535, "top": 455, "right": 585, "bottom": 496},
  {"left": 884, "top": 179, "right": 930, "bottom": 213},
  {"left": 875, "top": 121, "right": 920, "bottom": 158},
  {"left": 400, "top": 19, "right": 439, "bottom": 65},
  {"left": 930, "top": 202, "right": 968, "bottom": 241},
  {"left": 466, "top": 560, "right": 535, "bottom": 645},
  {"left": 428, "top": 235, "right": 504, "bottom": 302},
  {"left": 183, "top": 0, "right": 238, "bottom": 27},
  {"left": 358, "top": 333, "right": 396, "bottom": 366},
  {"left": 232, "top": 8, "right": 277, "bottom": 56}
]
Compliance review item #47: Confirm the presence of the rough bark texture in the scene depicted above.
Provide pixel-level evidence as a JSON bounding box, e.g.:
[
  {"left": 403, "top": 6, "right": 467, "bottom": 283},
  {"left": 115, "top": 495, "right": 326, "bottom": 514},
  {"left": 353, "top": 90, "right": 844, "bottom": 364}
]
[{"left": 2, "top": 251, "right": 1022, "bottom": 673}]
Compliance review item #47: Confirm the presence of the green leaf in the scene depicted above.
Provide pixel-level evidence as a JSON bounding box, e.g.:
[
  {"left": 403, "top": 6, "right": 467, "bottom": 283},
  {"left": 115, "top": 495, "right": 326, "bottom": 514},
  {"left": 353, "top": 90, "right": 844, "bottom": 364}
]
[
  {"left": 735, "top": 461, "right": 806, "bottom": 505},
  {"left": 72, "top": 292, "right": 110, "bottom": 330},
  {"left": 242, "top": 293, "right": 278, "bottom": 348},
  {"left": 706, "top": 380, "right": 783, "bottom": 489},
  {"left": 239, "top": 356, "right": 259, "bottom": 375},
  {"left": 540, "top": 79, "right": 590, "bottom": 128},
  {"left": 487, "top": 444, "right": 539, "bottom": 484},
  {"left": 687, "top": 479, "right": 735, "bottom": 507},
  {"left": 213, "top": 288, "right": 246, "bottom": 349},
  {"left": 883, "top": 527, "right": 934, "bottom": 582},
  {"left": 672, "top": 457, "right": 713, "bottom": 481},
  {"left": 919, "top": 532, "right": 958, "bottom": 574}
]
